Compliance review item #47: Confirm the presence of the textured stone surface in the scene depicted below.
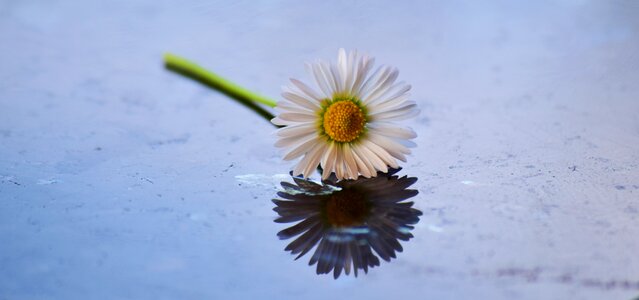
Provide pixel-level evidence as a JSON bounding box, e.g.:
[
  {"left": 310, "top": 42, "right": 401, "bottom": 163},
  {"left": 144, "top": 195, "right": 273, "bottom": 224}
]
[{"left": 1, "top": 1, "right": 638, "bottom": 299}]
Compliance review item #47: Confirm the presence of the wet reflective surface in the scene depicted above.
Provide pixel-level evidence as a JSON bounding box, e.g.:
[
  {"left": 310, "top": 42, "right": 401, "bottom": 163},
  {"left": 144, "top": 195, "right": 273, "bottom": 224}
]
[
  {"left": 1, "top": 1, "right": 639, "bottom": 299},
  {"left": 274, "top": 169, "right": 421, "bottom": 278}
]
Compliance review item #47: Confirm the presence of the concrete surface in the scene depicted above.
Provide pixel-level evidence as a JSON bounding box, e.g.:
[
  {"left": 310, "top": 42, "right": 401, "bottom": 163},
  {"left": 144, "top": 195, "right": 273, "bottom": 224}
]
[{"left": 1, "top": 1, "right": 638, "bottom": 299}]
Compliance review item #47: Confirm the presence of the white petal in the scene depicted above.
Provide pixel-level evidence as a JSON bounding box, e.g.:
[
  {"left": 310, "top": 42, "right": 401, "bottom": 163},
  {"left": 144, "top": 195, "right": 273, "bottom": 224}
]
[
  {"left": 276, "top": 124, "right": 316, "bottom": 138},
  {"left": 343, "top": 50, "right": 357, "bottom": 95},
  {"left": 274, "top": 131, "right": 316, "bottom": 147},
  {"left": 355, "top": 142, "right": 388, "bottom": 173},
  {"left": 342, "top": 144, "right": 359, "bottom": 179},
  {"left": 399, "top": 139, "right": 418, "bottom": 148},
  {"left": 278, "top": 112, "right": 316, "bottom": 123},
  {"left": 304, "top": 143, "right": 327, "bottom": 178},
  {"left": 350, "top": 146, "right": 371, "bottom": 178},
  {"left": 283, "top": 137, "right": 320, "bottom": 161},
  {"left": 368, "top": 96, "right": 412, "bottom": 114},
  {"left": 369, "top": 103, "right": 419, "bottom": 121},
  {"left": 352, "top": 144, "right": 377, "bottom": 177},
  {"left": 362, "top": 139, "right": 398, "bottom": 169},
  {"left": 362, "top": 67, "right": 398, "bottom": 104},
  {"left": 359, "top": 66, "right": 392, "bottom": 99},
  {"left": 366, "top": 82, "right": 411, "bottom": 108},
  {"left": 290, "top": 78, "right": 324, "bottom": 101},
  {"left": 337, "top": 48, "right": 348, "bottom": 90},
  {"left": 271, "top": 117, "right": 291, "bottom": 126},
  {"left": 282, "top": 91, "right": 320, "bottom": 111},
  {"left": 320, "top": 142, "right": 332, "bottom": 168},
  {"left": 307, "top": 62, "right": 332, "bottom": 98},
  {"left": 321, "top": 143, "right": 338, "bottom": 179},
  {"left": 368, "top": 122, "right": 417, "bottom": 139},
  {"left": 275, "top": 100, "right": 313, "bottom": 113},
  {"left": 367, "top": 133, "right": 410, "bottom": 162},
  {"left": 385, "top": 82, "right": 412, "bottom": 101},
  {"left": 348, "top": 55, "right": 364, "bottom": 94},
  {"left": 319, "top": 62, "right": 337, "bottom": 95},
  {"left": 352, "top": 56, "right": 375, "bottom": 95},
  {"left": 293, "top": 142, "right": 325, "bottom": 178},
  {"left": 330, "top": 62, "right": 343, "bottom": 93},
  {"left": 334, "top": 148, "right": 344, "bottom": 180},
  {"left": 357, "top": 66, "right": 387, "bottom": 98}
]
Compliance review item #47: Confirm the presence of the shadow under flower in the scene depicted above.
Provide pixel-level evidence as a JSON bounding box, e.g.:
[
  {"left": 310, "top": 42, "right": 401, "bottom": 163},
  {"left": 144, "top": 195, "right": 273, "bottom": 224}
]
[{"left": 273, "top": 168, "right": 422, "bottom": 279}]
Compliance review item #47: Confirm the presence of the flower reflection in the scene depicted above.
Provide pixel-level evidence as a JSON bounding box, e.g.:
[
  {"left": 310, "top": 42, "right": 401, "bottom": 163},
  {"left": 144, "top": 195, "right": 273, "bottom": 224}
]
[{"left": 273, "top": 168, "right": 422, "bottom": 278}]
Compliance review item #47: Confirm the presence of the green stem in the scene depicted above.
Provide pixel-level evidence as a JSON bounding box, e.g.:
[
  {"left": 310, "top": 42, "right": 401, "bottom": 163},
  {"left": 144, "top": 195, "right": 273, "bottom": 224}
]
[{"left": 164, "top": 53, "right": 278, "bottom": 123}]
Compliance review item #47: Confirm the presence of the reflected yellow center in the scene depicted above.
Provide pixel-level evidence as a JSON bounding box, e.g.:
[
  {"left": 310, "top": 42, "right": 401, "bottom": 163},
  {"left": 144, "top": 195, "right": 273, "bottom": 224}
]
[
  {"left": 324, "top": 189, "right": 370, "bottom": 227},
  {"left": 322, "top": 101, "right": 366, "bottom": 143}
]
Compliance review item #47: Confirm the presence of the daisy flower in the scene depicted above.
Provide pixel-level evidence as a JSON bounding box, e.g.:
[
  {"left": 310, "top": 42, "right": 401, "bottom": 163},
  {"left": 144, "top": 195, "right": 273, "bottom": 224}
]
[
  {"left": 272, "top": 49, "right": 419, "bottom": 180},
  {"left": 273, "top": 168, "right": 422, "bottom": 278}
]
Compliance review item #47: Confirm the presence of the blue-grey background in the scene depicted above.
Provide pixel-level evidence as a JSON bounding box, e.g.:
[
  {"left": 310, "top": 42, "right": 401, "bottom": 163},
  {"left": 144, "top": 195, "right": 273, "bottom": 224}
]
[{"left": 1, "top": 1, "right": 638, "bottom": 299}]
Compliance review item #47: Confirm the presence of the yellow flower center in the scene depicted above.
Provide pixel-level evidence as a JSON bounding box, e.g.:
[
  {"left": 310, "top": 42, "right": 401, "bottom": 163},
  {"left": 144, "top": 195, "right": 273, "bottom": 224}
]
[{"left": 322, "top": 100, "right": 366, "bottom": 143}]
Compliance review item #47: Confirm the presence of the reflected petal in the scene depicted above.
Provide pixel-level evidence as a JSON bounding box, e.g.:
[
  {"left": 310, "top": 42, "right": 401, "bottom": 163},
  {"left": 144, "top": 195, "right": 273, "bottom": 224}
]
[{"left": 272, "top": 168, "right": 422, "bottom": 278}]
